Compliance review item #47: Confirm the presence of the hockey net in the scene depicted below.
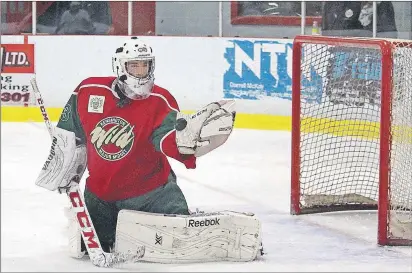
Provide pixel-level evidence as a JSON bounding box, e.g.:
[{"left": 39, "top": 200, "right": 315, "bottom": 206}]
[{"left": 291, "top": 35, "right": 412, "bottom": 246}]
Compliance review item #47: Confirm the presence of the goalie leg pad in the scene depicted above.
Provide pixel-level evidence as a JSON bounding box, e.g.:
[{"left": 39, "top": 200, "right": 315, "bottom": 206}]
[{"left": 114, "top": 210, "right": 262, "bottom": 263}]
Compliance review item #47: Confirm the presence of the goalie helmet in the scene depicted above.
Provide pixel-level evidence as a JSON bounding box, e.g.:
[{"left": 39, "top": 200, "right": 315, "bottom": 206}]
[{"left": 112, "top": 37, "right": 155, "bottom": 100}]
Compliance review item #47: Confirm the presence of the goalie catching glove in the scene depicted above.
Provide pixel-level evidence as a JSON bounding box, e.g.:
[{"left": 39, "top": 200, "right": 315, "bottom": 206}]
[
  {"left": 35, "top": 127, "right": 87, "bottom": 193},
  {"left": 175, "top": 100, "right": 235, "bottom": 157}
]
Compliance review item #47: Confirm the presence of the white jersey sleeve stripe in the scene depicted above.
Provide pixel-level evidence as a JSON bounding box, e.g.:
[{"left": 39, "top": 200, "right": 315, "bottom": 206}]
[{"left": 149, "top": 93, "right": 178, "bottom": 112}]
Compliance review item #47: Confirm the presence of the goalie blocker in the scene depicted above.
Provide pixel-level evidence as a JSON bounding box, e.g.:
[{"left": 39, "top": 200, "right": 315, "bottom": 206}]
[{"left": 67, "top": 209, "right": 263, "bottom": 263}]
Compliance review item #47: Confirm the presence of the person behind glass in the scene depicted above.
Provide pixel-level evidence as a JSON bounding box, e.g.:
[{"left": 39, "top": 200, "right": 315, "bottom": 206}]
[
  {"left": 321, "top": 1, "right": 397, "bottom": 38},
  {"left": 321, "top": 2, "right": 363, "bottom": 36},
  {"left": 358, "top": 1, "right": 397, "bottom": 38},
  {"left": 55, "top": 1, "right": 95, "bottom": 35}
]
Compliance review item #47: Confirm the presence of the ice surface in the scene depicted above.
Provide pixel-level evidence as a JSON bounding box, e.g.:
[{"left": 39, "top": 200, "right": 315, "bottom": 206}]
[{"left": 2, "top": 123, "right": 411, "bottom": 272}]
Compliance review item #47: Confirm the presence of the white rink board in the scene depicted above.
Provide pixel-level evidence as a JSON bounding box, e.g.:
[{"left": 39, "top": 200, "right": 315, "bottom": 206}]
[{"left": 2, "top": 35, "right": 294, "bottom": 115}]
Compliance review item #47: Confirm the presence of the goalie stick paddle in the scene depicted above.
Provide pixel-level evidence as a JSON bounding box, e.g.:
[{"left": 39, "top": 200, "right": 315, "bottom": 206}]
[{"left": 30, "top": 77, "right": 145, "bottom": 267}]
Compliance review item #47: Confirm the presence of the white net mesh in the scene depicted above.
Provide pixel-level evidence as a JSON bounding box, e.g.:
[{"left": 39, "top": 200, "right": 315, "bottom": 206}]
[
  {"left": 294, "top": 38, "right": 412, "bottom": 245},
  {"left": 299, "top": 43, "right": 382, "bottom": 209},
  {"left": 388, "top": 42, "right": 412, "bottom": 241}
]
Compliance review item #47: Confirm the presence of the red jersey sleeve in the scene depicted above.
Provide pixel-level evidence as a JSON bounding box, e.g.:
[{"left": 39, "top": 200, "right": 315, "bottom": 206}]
[{"left": 150, "top": 87, "right": 196, "bottom": 169}]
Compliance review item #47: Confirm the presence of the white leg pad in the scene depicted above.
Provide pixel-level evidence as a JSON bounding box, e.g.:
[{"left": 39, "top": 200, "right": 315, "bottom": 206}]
[
  {"left": 114, "top": 210, "right": 262, "bottom": 263},
  {"left": 64, "top": 206, "right": 85, "bottom": 259}
]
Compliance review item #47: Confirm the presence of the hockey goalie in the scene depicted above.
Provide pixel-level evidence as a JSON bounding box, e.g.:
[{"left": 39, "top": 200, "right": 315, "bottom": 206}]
[{"left": 35, "top": 37, "right": 263, "bottom": 264}]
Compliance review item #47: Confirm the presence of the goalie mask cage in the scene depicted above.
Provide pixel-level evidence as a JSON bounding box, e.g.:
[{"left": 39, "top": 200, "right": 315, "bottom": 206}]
[{"left": 291, "top": 35, "right": 412, "bottom": 246}]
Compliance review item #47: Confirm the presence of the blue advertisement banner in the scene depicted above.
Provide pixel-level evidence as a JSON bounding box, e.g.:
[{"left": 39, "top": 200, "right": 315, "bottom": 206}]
[
  {"left": 223, "top": 39, "right": 323, "bottom": 104},
  {"left": 223, "top": 39, "right": 384, "bottom": 106},
  {"left": 324, "top": 48, "right": 382, "bottom": 107},
  {"left": 223, "top": 39, "right": 293, "bottom": 101}
]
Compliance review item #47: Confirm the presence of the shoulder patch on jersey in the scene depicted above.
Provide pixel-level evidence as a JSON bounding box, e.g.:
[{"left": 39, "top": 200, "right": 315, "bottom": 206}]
[
  {"left": 88, "top": 95, "right": 105, "bottom": 113},
  {"left": 60, "top": 104, "right": 72, "bottom": 122}
]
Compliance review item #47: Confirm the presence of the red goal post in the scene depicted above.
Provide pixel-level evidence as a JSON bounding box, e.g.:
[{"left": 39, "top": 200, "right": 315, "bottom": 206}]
[{"left": 291, "top": 35, "right": 412, "bottom": 246}]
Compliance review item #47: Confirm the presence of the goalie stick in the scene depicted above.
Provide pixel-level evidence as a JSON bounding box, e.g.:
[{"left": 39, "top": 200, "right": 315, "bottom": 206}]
[{"left": 30, "top": 77, "right": 145, "bottom": 267}]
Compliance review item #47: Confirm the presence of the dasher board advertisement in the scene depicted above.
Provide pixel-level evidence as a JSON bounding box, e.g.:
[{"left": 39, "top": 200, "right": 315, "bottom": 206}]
[{"left": 1, "top": 44, "right": 36, "bottom": 106}]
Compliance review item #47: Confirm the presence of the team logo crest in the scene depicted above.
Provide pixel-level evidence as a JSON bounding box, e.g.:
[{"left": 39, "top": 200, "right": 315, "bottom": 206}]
[{"left": 90, "top": 117, "right": 135, "bottom": 161}]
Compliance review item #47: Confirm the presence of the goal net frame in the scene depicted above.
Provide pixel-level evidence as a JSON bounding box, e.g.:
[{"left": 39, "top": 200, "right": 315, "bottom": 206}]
[{"left": 290, "top": 35, "right": 411, "bottom": 246}]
